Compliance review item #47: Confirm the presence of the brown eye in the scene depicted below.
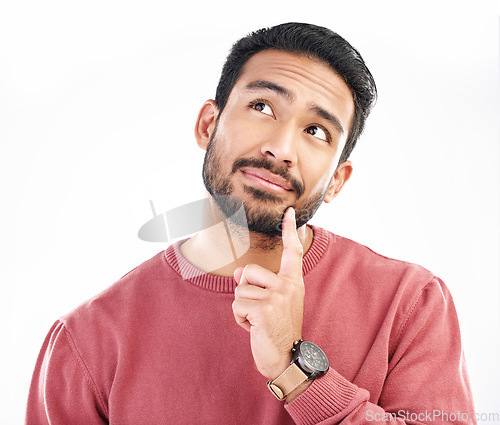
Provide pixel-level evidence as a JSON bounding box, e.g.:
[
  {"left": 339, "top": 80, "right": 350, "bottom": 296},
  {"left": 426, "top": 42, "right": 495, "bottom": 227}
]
[
  {"left": 251, "top": 101, "right": 273, "bottom": 116},
  {"left": 305, "top": 125, "right": 328, "bottom": 142}
]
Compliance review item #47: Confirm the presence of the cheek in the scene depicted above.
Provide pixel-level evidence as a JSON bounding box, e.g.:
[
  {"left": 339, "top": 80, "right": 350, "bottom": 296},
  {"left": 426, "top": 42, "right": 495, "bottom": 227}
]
[
  {"left": 218, "top": 113, "right": 265, "bottom": 153},
  {"left": 309, "top": 174, "right": 330, "bottom": 195},
  {"left": 299, "top": 153, "right": 336, "bottom": 193}
]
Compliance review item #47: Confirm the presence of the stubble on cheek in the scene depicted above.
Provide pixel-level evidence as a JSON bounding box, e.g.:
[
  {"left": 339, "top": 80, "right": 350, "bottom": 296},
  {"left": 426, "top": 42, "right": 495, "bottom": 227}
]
[{"left": 202, "top": 132, "right": 328, "bottom": 241}]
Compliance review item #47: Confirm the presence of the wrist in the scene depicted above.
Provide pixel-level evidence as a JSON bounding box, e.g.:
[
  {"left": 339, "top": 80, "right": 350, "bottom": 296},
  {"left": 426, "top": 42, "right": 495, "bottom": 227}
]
[
  {"left": 267, "top": 354, "right": 293, "bottom": 381},
  {"left": 267, "top": 340, "right": 329, "bottom": 401}
]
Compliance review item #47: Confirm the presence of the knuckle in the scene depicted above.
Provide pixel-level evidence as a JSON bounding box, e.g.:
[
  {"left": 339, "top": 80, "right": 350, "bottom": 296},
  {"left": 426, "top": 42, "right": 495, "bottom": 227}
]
[
  {"left": 259, "top": 301, "right": 274, "bottom": 316},
  {"left": 267, "top": 291, "right": 281, "bottom": 305}
]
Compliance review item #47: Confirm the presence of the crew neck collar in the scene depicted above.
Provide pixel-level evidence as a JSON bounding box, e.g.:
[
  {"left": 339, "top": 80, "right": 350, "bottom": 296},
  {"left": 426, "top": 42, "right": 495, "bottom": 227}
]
[{"left": 164, "top": 224, "right": 329, "bottom": 293}]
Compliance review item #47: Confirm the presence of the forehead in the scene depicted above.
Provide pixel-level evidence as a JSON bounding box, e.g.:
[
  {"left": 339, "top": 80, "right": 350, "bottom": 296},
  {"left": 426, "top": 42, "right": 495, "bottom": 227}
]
[{"left": 232, "top": 50, "right": 354, "bottom": 127}]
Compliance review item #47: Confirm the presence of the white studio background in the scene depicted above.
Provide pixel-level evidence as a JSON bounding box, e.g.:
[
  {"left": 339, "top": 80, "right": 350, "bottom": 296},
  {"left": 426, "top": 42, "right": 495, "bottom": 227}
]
[{"left": 0, "top": 1, "right": 498, "bottom": 423}]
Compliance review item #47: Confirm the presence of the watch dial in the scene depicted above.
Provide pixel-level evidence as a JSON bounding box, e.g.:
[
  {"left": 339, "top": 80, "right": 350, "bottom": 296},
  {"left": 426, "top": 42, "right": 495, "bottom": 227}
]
[{"left": 300, "top": 341, "right": 329, "bottom": 372}]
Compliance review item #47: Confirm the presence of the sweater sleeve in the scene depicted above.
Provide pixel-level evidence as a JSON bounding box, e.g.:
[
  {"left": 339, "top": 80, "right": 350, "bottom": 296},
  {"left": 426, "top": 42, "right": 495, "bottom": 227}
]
[
  {"left": 285, "top": 277, "right": 476, "bottom": 424},
  {"left": 25, "top": 320, "right": 109, "bottom": 425}
]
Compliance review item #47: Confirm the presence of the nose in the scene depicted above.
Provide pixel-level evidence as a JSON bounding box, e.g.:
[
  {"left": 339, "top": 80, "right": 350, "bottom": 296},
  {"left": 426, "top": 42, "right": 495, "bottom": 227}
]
[{"left": 259, "top": 123, "right": 298, "bottom": 167}]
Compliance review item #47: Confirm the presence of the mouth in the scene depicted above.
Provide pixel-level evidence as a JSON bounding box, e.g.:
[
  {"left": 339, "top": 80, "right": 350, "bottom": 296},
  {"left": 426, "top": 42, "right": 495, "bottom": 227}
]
[{"left": 240, "top": 167, "right": 294, "bottom": 194}]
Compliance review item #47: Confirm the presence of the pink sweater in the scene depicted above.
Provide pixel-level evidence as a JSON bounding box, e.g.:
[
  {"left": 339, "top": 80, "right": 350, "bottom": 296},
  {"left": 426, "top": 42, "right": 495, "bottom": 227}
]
[{"left": 26, "top": 226, "right": 475, "bottom": 424}]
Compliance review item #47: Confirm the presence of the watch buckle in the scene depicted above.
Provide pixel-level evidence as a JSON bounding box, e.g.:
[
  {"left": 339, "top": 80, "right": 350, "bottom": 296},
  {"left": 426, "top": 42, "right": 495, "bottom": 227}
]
[{"left": 266, "top": 381, "right": 286, "bottom": 400}]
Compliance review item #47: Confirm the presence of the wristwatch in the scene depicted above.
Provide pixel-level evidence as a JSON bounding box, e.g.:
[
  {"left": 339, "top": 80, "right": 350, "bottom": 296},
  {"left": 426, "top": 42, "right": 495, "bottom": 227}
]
[{"left": 267, "top": 340, "right": 329, "bottom": 400}]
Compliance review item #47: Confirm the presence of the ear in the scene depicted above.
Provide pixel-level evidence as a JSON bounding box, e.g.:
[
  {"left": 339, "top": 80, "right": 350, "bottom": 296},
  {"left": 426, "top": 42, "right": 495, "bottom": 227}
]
[
  {"left": 323, "top": 160, "right": 353, "bottom": 203},
  {"left": 194, "top": 100, "right": 218, "bottom": 150}
]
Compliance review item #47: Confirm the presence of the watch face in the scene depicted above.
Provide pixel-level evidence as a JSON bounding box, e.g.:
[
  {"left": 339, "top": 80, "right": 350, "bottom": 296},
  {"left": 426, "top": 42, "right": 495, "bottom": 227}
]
[{"left": 299, "top": 341, "right": 329, "bottom": 372}]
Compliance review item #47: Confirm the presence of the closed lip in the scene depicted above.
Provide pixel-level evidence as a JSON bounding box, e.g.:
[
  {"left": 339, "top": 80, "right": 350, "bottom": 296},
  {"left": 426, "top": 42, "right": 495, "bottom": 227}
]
[{"left": 240, "top": 167, "right": 293, "bottom": 191}]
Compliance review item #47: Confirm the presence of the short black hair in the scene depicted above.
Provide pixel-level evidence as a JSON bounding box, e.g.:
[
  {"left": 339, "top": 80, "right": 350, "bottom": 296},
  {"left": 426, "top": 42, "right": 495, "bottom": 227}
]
[{"left": 215, "top": 22, "right": 377, "bottom": 166}]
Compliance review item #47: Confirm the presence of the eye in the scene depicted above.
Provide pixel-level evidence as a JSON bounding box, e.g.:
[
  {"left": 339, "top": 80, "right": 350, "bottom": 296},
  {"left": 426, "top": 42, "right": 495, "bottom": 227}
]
[
  {"left": 305, "top": 125, "right": 330, "bottom": 143},
  {"left": 249, "top": 100, "right": 274, "bottom": 117}
]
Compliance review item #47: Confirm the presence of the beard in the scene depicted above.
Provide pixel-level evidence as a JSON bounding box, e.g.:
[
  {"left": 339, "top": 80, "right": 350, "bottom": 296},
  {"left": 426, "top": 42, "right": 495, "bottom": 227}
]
[{"left": 202, "top": 128, "right": 327, "bottom": 239}]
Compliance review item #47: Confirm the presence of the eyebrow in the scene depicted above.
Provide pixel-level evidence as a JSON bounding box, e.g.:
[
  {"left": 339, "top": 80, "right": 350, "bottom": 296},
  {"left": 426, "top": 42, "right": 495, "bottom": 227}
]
[
  {"left": 244, "top": 79, "right": 345, "bottom": 136},
  {"left": 244, "top": 80, "right": 294, "bottom": 101},
  {"left": 309, "top": 104, "right": 345, "bottom": 136}
]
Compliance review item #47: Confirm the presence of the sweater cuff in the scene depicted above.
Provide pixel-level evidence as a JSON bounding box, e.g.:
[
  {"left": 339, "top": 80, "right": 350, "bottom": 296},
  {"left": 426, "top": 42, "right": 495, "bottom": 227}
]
[{"left": 284, "top": 368, "right": 359, "bottom": 425}]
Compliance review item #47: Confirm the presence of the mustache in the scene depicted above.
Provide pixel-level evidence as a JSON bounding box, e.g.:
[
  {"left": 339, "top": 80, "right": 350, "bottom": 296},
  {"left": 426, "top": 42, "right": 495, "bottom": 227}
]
[{"left": 231, "top": 157, "right": 304, "bottom": 197}]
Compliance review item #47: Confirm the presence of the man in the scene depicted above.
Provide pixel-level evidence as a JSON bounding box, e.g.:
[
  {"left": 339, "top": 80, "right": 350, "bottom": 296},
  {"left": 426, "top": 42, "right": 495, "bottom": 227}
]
[{"left": 26, "top": 23, "right": 475, "bottom": 424}]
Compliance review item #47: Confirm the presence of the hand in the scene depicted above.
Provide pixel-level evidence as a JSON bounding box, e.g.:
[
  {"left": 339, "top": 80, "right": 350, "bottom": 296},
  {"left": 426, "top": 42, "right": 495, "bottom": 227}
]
[{"left": 232, "top": 207, "right": 305, "bottom": 381}]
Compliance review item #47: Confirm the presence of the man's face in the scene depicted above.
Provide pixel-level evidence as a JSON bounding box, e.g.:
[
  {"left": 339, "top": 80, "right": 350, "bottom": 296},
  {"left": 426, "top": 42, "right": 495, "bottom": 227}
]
[{"left": 200, "top": 50, "right": 354, "bottom": 237}]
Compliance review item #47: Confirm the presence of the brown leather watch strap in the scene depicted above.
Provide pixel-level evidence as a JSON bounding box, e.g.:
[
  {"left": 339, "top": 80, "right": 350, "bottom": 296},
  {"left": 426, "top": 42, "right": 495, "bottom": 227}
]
[{"left": 267, "top": 363, "right": 308, "bottom": 400}]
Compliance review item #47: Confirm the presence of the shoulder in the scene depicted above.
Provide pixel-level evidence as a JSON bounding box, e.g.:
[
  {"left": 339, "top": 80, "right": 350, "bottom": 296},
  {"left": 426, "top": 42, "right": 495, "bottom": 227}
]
[
  {"left": 311, "top": 226, "right": 459, "bottom": 341},
  {"left": 309, "top": 226, "right": 447, "bottom": 315},
  {"left": 60, "top": 249, "right": 171, "bottom": 335},
  {"left": 313, "top": 226, "right": 435, "bottom": 286}
]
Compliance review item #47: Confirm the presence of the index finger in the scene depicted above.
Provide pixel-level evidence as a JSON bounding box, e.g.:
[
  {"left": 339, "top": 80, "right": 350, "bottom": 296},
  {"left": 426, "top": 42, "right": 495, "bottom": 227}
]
[{"left": 278, "top": 207, "right": 304, "bottom": 280}]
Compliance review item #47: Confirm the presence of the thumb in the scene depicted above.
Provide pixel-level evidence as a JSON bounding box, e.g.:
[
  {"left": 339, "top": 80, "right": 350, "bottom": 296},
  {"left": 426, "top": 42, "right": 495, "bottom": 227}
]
[{"left": 233, "top": 266, "right": 244, "bottom": 285}]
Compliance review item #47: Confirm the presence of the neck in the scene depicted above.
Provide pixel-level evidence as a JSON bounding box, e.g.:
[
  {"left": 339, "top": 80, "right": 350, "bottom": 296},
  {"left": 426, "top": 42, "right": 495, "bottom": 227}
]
[{"left": 179, "top": 200, "right": 313, "bottom": 277}]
